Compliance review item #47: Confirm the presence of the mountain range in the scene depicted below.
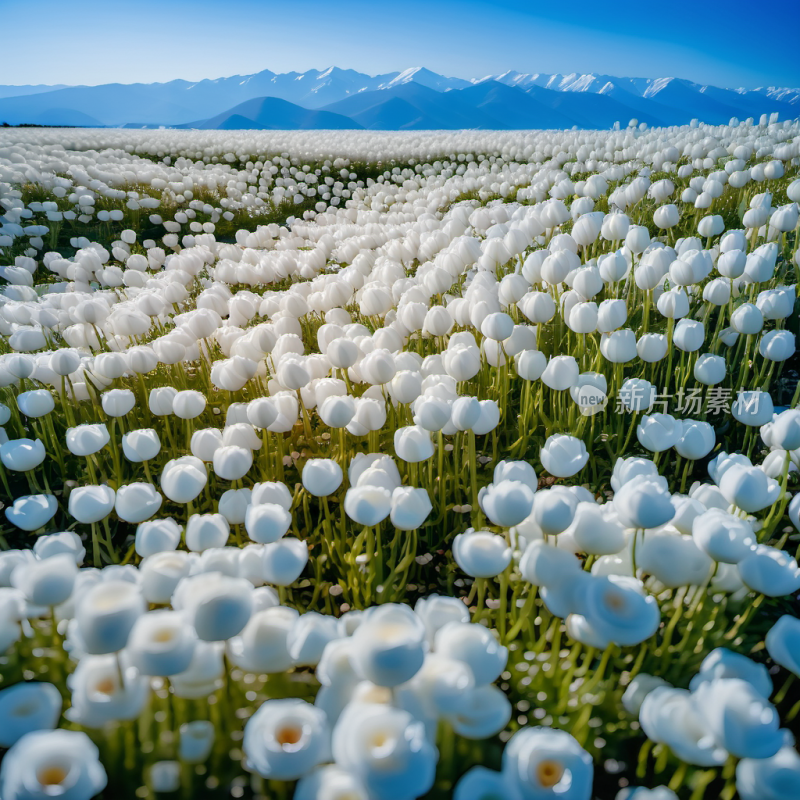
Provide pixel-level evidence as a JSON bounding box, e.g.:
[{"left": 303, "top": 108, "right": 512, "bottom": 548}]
[{"left": 1, "top": 67, "right": 798, "bottom": 131}]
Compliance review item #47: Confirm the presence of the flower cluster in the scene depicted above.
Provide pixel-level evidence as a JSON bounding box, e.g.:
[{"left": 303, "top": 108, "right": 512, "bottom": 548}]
[
  {"left": 0, "top": 539, "right": 592, "bottom": 800},
  {"left": 629, "top": 642, "right": 800, "bottom": 800},
  {"left": 0, "top": 118, "right": 799, "bottom": 798}
]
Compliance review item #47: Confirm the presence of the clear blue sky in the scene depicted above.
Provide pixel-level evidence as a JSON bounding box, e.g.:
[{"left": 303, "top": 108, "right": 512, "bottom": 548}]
[{"left": 2, "top": 0, "right": 799, "bottom": 88}]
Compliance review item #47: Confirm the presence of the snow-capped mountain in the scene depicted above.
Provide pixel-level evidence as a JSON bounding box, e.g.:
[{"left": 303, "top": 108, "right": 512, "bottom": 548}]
[
  {"left": 377, "top": 67, "right": 471, "bottom": 93},
  {"left": 751, "top": 86, "right": 800, "bottom": 105},
  {"left": 0, "top": 67, "right": 797, "bottom": 129}
]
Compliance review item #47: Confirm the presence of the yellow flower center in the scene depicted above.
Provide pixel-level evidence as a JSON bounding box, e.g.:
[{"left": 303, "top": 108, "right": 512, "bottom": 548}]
[
  {"left": 275, "top": 724, "right": 303, "bottom": 748},
  {"left": 537, "top": 759, "right": 564, "bottom": 788},
  {"left": 371, "top": 732, "right": 389, "bottom": 748},
  {"left": 38, "top": 766, "right": 68, "bottom": 786},
  {"left": 95, "top": 678, "right": 117, "bottom": 695}
]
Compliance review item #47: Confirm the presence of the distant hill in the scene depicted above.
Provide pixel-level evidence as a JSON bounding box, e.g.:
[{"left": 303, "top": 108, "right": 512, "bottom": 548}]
[
  {"left": 25, "top": 108, "right": 104, "bottom": 127},
  {"left": 178, "top": 96, "right": 362, "bottom": 130},
  {"left": 0, "top": 84, "right": 70, "bottom": 100}
]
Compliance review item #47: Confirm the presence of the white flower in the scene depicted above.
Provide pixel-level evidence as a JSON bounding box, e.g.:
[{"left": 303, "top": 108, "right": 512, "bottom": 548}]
[
  {"left": 453, "top": 766, "right": 517, "bottom": 800},
  {"left": 11, "top": 553, "right": 77, "bottom": 608},
  {"left": 172, "top": 573, "right": 253, "bottom": 642},
  {"left": 494, "top": 460, "right": 537, "bottom": 492},
  {"left": 719, "top": 464, "right": 781, "bottom": 512},
  {"left": 394, "top": 425, "right": 435, "bottom": 463},
  {"left": 190, "top": 428, "right": 223, "bottom": 462},
  {"left": 332, "top": 702, "right": 437, "bottom": 800},
  {"left": 295, "top": 765, "right": 369, "bottom": 800},
  {"left": 541, "top": 355, "right": 579, "bottom": 390},
  {"left": 68, "top": 484, "right": 115, "bottom": 524},
  {"left": 520, "top": 541, "right": 582, "bottom": 588},
  {"left": 243, "top": 698, "right": 330, "bottom": 780},
  {"left": 160, "top": 456, "right": 208, "bottom": 504},
  {"left": 636, "top": 530, "right": 713, "bottom": 588},
  {"left": 738, "top": 545, "right": 800, "bottom": 597},
  {"left": 287, "top": 612, "right": 340, "bottom": 667},
  {"left": 674, "top": 419, "right": 715, "bottom": 460},
  {"left": 251, "top": 481, "right": 293, "bottom": 510},
  {"left": 66, "top": 655, "right": 149, "bottom": 728},
  {"left": 179, "top": 720, "right": 215, "bottom": 763},
  {"left": 245, "top": 503, "right": 292, "bottom": 544},
  {"left": 344, "top": 486, "right": 392, "bottom": 526},
  {"left": 434, "top": 621, "right": 507, "bottom": 685},
  {"left": 766, "top": 616, "right": 800, "bottom": 677},
  {"left": 17, "top": 390, "right": 55, "bottom": 418},
  {"left": 636, "top": 414, "right": 680, "bottom": 453},
  {"left": 689, "top": 647, "right": 772, "bottom": 698},
  {"left": 351, "top": 604, "right": 427, "bottom": 687},
  {"left": 0, "top": 438, "right": 46, "bottom": 472},
  {"left": 480, "top": 480, "right": 535, "bottom": 527},
  {"left": 170, "top": 641, "right": 226, "bottom": 699},
  {"left": 414, "top": 595, "right": 470, "bottom": 644},
  {"left": 611, "top": 457, "right": 659, "bottom": 493},
  {"left": 302, "top": 458, "right": 344, "bottom": 497},
  {"left": 568, "top": 575, "right": 660, "bottom": 647},
  {"left": 226, "top": 607, "right": 299, "bottom": 673},
  {"left": 135, "top": 517, "right": 182, "bottom": 558},
  {"left": 402, "top": 652, "right": 475, "bottom": 716},
  {"left": 708, "top": 451, "right": 752, "bottom": 485},
  {"left": 354, "top": 459, "right": 403, "bottom": 492},
  {"left": 732, "top": 390, "right": 774, "bottom": 427},
  {"left": 390, "top": 486, "right": 433, "bottom": 530},
  {"left": 185, "top": 513, "right": 230, "bottom": 552},
  {"left": 503, "top": 726, "right": 593, "bottom": 800},
  {"left": 613, "top": 475, "right": 674, "bottom": 529},
  {"left": 453, "top": 530, "right": 512, "bottom": 578},
  {"left": 126, "top": 610, "right": 197, "bottom": 676},
  {"left": 691, "top": 509, "right": 756, "bottom": 563},
  {"left": 65, "top": 424, "right": 110, "bottom": 457},
  {"left": 212, "top": 445, "right": 253, "bottom": 481},
  {"left": 639, "top": 687, "right": 726, "bottom": 766},
  {"left": 219, "top": 488, "right": 252, "bottom": 525},
  {"left": 531, "top": 487, "right": 579, "bottom": 535},
  {"left": 262, "top": 538, "right": 309, "bottom": 586},
  {"left": 540, "top": 434, "right": 589, "bottom": 478},
  {"left": 139, "top": 551, "right": 192, "bottom": 604},
  {"left": 693, "top": 678, "right": 783, "bottom": 759},
  {"left": 736, "top": 746, "right": 800, "bottom": 800},
  {"left": 447, "top": 684, "right": 512, "bottom": 739},
  {"left": 564, "top": 503, "right": 625, "bottom": 555},
  {"left": 621, "top": 673, "right": 670, "bottom": 716},
  {"left": 0, "top": 682, "right": 62, "bottom": 748},
  {"left": 173, "top": 390, "right": 206, "bottom": 419},
  {"left": 115, "top": 482, "right": 162, "bottom": 523},
  {"left": 0, "top": 730, "right": 107, "bottom": 800},
  {"left": 32, "top": 531, "right": 85, "bottom": 565},
  {"left": 4, "top": 494, "right": 58, "bottom": 532},
  {"left": 73, "top": 579, "right": 146, "bottom": 655}
]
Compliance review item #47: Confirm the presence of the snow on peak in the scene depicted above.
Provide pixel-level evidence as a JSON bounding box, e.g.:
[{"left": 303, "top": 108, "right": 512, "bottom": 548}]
[
  {"left": 643, "top": 77, "right": 675, "bottom": 98},
  {"left": 563, "top": 74, "right": 600, "bottom": 92},
  {"left": 385, "top": 67, "right": 424, "bottom": 88}
]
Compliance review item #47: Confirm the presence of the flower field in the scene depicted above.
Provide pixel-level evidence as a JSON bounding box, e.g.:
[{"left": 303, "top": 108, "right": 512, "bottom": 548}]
[{"left": 0, "top": 121, "right": 799, "bottom": 800}]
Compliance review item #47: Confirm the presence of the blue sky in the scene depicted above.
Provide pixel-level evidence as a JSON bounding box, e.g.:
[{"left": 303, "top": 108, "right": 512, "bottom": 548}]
[{"left": 3, "top": 0, "right": 799, "bottom": 88}]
